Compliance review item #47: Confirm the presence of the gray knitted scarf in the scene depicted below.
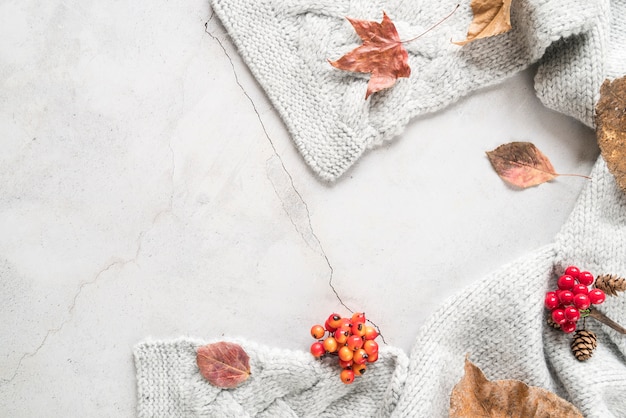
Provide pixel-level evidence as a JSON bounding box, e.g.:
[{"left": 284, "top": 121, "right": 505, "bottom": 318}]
[
  {"left": 134, "top": 0, "right": 626, "bottom": 416},
  {"left": 207, "top": 0, "right": 623, "bottom": 181}
]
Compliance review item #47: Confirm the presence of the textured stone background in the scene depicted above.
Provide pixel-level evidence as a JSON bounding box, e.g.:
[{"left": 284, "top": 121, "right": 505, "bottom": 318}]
[{"left": 0, "top": 1, "right": 598, "bottom": 415}]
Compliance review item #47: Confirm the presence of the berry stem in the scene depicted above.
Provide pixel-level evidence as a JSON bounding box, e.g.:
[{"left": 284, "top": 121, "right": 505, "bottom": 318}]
[
  {"left": 327, "top": 267, "right": 388, "bottom": 344},
  {"left": 400, "top": 4, "right": 460, "bottom": 44},
  {"left": 367, "top": 319, "right": 387, "bottom": 345},
  {"left": 588, "top": 307, "right": 626, "bottom": 334}
]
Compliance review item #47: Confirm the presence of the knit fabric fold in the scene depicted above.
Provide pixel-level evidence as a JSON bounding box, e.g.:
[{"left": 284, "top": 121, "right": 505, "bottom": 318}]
[
  {"left": 208, "top": 0, "right": 620, "bottom": 180},
  {"left": 535, "top": 0, "right": 626, "bottom": 127},
  {"left": 133, "top": 0, "right": 626, "bottom": 415},
  {"left": 135, "top": 159, "right": 626, "bottom": 417},
  {"left": 134, "top": 339, "right": 409, "bottom": 417},
  {"left": 394, "top": 158, "right": 626, "bottom": 418}
]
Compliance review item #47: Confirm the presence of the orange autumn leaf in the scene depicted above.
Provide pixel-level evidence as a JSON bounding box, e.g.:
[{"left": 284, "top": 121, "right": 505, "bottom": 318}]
[
  {"left": 454, "top": 0, "right": 512, "bottom": 46},
  {"left": 596, "top": 76, "right": 626, "bottom": 194},
  {"left": 486, "top": 142, "right": 589, "bottom": 188},
  {"left": 196, "top": 342, "right": 251, "bottom": 389},
  {"left": 329, "top": 12, "right": 410, "bottom": 99},
  {"left": 450, "top": 356, "right": 584, "bottom": 417}
]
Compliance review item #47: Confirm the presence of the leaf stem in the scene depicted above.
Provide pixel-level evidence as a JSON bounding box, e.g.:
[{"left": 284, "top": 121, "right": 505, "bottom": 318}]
[
  {"left": 557, "top": 173, "right": 592, "bottom": 180},
  {"left": 401, "top": 4, "right": 460, "bottom": 44},
  {"left": 505, "top": 161, "right": 590, "bottom": 180}
]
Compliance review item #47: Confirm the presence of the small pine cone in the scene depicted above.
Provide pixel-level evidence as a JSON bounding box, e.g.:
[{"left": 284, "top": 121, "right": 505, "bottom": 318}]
[
  {"left": 571, "top": 330, "right": 597, "bottom": 361},
  {"left": 595, "top": 274, "right": 626, "bottom": 296},
  {"left": 547, "top": 316, "right": 561, "bottom": 329}
]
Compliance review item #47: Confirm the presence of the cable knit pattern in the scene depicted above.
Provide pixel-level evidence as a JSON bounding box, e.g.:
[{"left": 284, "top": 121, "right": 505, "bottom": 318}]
[
  {"left": 133, "top": 1, "right": 626, "bottom": 416},
  {"left": 209, "top": 0, "right": 616, "bottom": 181},
  {"left": 135, "top": 339, "right": 409, "bottom": 417},
  {"left": 135, "top": 158, "right": 626, "bottom": 417}
]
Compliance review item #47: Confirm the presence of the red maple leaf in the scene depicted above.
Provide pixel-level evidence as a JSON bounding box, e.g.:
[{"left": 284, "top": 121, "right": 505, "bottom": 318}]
[{"left": 329, "top": 12, "right": 410, "bottom": 99}]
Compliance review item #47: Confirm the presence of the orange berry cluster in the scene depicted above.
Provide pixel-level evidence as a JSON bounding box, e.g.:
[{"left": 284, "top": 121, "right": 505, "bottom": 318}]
[{"left": 309, "top": 312, "right": 380, "bottom": 384}]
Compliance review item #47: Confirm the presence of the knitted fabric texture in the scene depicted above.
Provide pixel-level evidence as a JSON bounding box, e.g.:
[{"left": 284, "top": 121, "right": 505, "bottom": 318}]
[
  {"left": 209, "top": 0, "right": 625, "bottom": 181},
  {"left": 134, "top": 1, "right": 626, "bottom": 416},
  {"left": 134, "top": 158, "right": 626, "bottom": 417}
]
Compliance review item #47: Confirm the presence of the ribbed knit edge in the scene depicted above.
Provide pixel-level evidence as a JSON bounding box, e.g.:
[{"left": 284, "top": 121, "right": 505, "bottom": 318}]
[{"left": 210, "top": 0, "right": 366, "bottom": 182}]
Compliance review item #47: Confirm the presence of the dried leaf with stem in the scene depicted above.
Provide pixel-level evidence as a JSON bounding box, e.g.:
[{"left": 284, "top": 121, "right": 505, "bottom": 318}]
[
  {"left": 329, "top": 5, "right": 459, "bottom": 98},
  {"left": 486, "top": 142, "right": 590, "bottom": 188},
  {"left": 450, "top": 356, "right": 583, "bottom": 417},
  {"left": 453, "top": 0, "right": 512, "bottom": 45}
]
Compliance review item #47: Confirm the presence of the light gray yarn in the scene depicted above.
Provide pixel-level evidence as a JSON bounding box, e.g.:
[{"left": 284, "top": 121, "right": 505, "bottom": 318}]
[
  {"left": 535, "top": 0, "right": 626, "bottom": 127},
  {"left": 135, "top": 340, "right": 409, "bottom": 417},
  {"left": 134, "top": 159, "right": 626, "bottom": 417},
  {"left": 134, "top": 1, "right": 626, "bottom": 416},
  {"left": 208, "top": 0, "right": 624, "bottom": 181}
]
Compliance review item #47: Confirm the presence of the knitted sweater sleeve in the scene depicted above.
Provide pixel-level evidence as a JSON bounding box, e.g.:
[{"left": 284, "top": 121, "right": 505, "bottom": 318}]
[
  {"left": 134, "top": 158, "right": 626, "bottom": 418},
  {"left": 209, "top": 0, "right": 608, "bottom": 180},
  {"left": 134, "top": 339, "right": 409, "bottom": 417},
  {"left": 133, "top": 1, "right": 626, "bottom": 416},
  {"left": 394, "top": 158, "right": 626, "bottom": 418}
]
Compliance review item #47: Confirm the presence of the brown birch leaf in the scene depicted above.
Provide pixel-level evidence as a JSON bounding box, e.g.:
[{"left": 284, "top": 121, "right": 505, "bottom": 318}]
[
  {"left": 453, "top": 0, "right": 512, "bottom": 46},
  {"left": 196, "top": 342, "right": 250, "bottom": 389},
  {"left": 487, "top": 142, "right": 556, "bottom": 188},
  {"left": 450, "top": 356, "right": 584, "bottom": 417},
  {"left": 596, "top": 76, "right": 626, "bottom": 193},
  {"left": 329, "top": 12, "right": 410, "bottom": 99},
  {"left": 486, "top": 142, "right": 590, "bottom": 188}
]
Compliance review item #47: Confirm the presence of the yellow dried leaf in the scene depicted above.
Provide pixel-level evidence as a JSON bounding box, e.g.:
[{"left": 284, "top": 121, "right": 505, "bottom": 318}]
[
  {"left": 454, "top": 0, "right": 512, "bottom": 46},
  {"left": 450, "top": 356, "right": 583, "bottom": 418},
  {"left": 596, "top": 76, "right": 626, "bottom": 193}
]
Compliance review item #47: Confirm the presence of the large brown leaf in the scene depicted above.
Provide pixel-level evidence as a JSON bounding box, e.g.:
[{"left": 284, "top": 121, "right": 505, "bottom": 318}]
[
  {"left": 329, "top": 12, "right": 410, "bottom": 99},
  {"left": 596, "top": 76, "right": 626, "bottom": 193},
  {"left": 454, "top": 0, "right": 512, "bottom": 46},
  {"left": 450, "top": 357, "right": 583, "bottom": 417},
  {"left": 196, "top": 342, "right": 250, "bottom": 389}
]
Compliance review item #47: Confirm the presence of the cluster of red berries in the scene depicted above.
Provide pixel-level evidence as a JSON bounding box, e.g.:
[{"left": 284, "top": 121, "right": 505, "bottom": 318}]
[
  {"left": 545, "top": 266, "right": 606, "bottom": 333},
  {"left": 309, "top": 312, "right": 380, "bottom": 384}
]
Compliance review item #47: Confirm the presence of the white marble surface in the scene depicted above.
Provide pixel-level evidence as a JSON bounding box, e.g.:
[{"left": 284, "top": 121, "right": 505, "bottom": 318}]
[{"left": 0, "top": 1, "right": 599, "bottom": 416}]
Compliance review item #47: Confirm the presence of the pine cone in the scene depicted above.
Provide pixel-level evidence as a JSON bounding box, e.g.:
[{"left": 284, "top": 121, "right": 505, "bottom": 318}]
[
  {"left": 571, "top": 330, "right": 597, "bottom": 361},
  {"left": 595, "top": 274, "right": 626, "bottom": 296},
  {"left": 547, "top": 316, "right": 561, "bottom": 329}
]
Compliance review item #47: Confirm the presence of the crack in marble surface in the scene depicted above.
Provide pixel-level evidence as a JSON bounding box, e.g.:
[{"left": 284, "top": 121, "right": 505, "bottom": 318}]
[
  {"left": 163, "top": 138, "right": 176, "bottom": 217},
  {"left": 1, "top": 238, "right": 143, "bottom": 385},
  {"left": 1, "top": 141, "right": 177, "bottom": 386},
  {"left": 204, "top": 17, "right": 312, "bottom": 247},
  {"left": 204, "top": 16, "right": 352, "bottom": 311},
  {"left": 0, "top": 2, "right": 601, "bottom": 414}
]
